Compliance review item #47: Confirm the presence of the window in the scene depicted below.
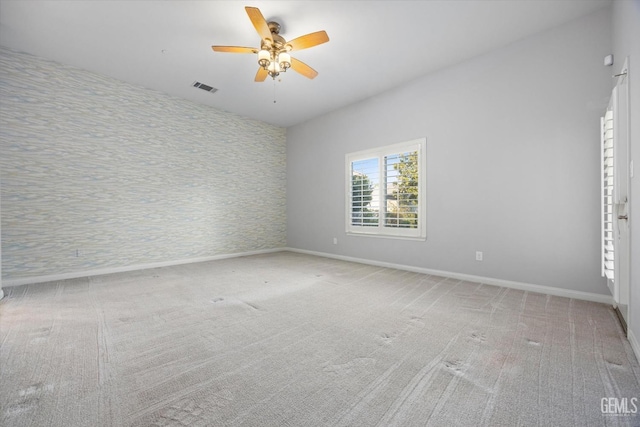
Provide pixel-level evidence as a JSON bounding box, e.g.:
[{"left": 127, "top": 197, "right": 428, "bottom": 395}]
[{"left": 346, "top": 138, "right": 426, "bottom": 239}]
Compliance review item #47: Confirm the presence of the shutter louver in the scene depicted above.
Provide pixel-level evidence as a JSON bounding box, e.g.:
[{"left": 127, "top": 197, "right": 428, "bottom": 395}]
[{"left": 601, "top": 110, "right": 615, "bottom": 281}]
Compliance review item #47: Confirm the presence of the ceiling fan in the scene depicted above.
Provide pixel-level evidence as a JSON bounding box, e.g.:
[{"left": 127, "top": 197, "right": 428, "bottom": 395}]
[{"left": 212, "top": 6, "right": 329, "bottom": 82}]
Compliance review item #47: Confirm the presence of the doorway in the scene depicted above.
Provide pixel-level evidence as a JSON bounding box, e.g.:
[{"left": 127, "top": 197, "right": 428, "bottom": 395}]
[{"left": 601, "top": 58, "right": 630, "bottom": 328}]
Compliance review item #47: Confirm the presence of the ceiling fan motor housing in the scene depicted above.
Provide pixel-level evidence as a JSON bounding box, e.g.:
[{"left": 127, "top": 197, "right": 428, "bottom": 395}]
[{"left": 263, "top": 21, "right": 289, "bottom": 51}]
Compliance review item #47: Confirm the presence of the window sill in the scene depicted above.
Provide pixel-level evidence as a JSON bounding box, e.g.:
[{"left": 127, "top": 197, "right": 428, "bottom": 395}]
[{"left": 346, "top": 231, "right": 426, "bottom": 241}]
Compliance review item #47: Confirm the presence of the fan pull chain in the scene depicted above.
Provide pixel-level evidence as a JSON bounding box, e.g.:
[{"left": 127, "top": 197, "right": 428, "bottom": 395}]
[{"left": 273, "top": 79, "right": 277, "bottom": 104}]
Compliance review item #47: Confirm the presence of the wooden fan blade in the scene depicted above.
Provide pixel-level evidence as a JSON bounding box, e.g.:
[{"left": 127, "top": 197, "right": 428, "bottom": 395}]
[
  {"left": 212, "top": 46, "right": 258, "bottom": 54},
  {"left": 291, "top": 57, "right": 318, "bottom": 79},
  {"left": 245, "top": 6, "right": 272, "bottom": 42},
  {"left": 286, "top": 31, "right": 329, "bottom": 51},
  {"left": 255, "top": 67, "right": 268, "bottom": 82}
]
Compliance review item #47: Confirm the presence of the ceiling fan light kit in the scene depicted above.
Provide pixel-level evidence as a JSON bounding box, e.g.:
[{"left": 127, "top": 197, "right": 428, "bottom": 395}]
[{"left": 212, "top": 6, "right": 329, "bottom": 82}]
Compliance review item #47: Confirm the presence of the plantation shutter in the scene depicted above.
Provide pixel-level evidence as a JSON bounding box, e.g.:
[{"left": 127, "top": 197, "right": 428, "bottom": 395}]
[
  {"left": 346, "top": 138, "right": 426, "bottom": 239},
  {"left": 601, "top": 110, "right": 615, "bottom": 281},
  {"left": 350, "top": 158, "right": 380, "bottom": 227},
  {"left": 384, "top": 151, "right": 419, "bottom": 229}
]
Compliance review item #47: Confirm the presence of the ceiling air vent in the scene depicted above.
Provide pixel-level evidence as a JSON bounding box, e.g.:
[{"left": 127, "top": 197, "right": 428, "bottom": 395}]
[{"left": 192, "top": 81, "right": 218, "bottom": 94}]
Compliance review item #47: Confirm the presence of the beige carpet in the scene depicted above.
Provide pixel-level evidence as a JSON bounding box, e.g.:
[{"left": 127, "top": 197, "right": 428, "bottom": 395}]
[{"left": 1, "top": 252, "right": 639, "bottom": 426}]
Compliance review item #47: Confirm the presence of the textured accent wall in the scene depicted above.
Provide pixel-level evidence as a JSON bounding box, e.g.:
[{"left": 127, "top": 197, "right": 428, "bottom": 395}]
[{"left": 0, "top": 47, "right": 286, "bottom": 281}]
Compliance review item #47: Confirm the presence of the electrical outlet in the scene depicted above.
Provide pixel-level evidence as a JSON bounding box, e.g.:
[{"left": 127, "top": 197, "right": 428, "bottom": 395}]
[
  {"left": 333, "top": 237, "right": 338, "bottom": 245},
  {"left": 475, "top": 251, "right": 483, "bottom": 261}
]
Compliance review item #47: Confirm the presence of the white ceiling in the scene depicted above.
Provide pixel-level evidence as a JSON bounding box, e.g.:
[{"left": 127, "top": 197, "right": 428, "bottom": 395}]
[{"left": 0, "top": 0, "right": 611, "bottom": 127}]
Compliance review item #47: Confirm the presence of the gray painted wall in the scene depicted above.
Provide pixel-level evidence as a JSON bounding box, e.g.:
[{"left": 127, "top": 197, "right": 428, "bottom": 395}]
[
  {"left": 612, "top": 0, "right": 640, "bottom": 348},
  {"left": 0, "top": 47, "right": 286, "bottom": 281},
  {"left": 287, "top": 8, "right": 612, "bottom": 295}
]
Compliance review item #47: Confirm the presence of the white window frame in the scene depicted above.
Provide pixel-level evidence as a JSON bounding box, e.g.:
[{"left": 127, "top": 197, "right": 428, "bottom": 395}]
[{"left": 345, "top": 138, "right": 426, "bottom": 240}]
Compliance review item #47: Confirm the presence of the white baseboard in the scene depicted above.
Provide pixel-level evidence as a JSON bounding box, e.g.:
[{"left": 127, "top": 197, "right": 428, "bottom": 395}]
[
  {"left": 3, "top": 246, "right": 614, "bottom": 306},
  {"left": 2, "top": 248, "right": 286, "bottom": 287},
  {"left": 628, "top": 329, "right": 640, "bottom": 363},
  {"left": 284, "top": 247, "right": 613, "bottom": 305},
  {"left": 2, "top": 247, "right": 628, "bottom": 359}
]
